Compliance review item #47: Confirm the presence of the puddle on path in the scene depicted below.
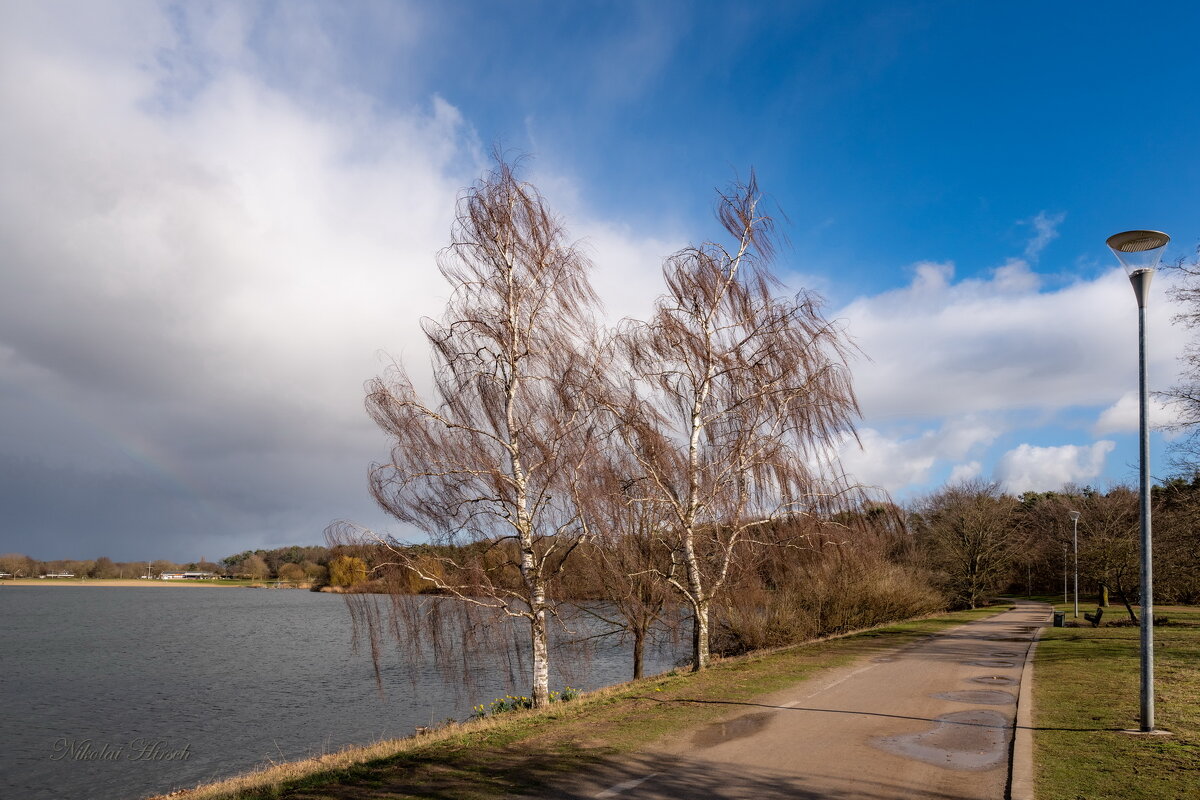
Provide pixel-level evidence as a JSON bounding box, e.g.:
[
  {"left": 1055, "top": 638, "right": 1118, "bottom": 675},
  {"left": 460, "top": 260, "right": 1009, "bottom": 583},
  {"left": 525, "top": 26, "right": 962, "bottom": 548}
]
[
  {"left": 691, "top": 712, "right": 774, "bottom": 748},
  {"left": 932, "top": 690, "right": 1016, "bottom": 706},
  {"left": 968, "top": 675, "right": 1019, "bottom": 686},
  {"left": 966, "top": 660, "right": 1017, "bottom": 668},
  {"left": 871, "top": 710, "right": 1010, "bottom": 771},
  {"left": 991, "top": 651, "right": 1020, "bottom": 658}
]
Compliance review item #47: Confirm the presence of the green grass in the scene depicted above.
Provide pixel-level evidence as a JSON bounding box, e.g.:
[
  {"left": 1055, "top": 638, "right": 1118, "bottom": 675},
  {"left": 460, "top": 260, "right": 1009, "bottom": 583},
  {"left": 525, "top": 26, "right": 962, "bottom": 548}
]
[
  {"left": 1033, "top": 602, "right": 1200, "bottom": 800},
  {"left": 160, "top": 604, "right": 1010, "bottom": 800}
]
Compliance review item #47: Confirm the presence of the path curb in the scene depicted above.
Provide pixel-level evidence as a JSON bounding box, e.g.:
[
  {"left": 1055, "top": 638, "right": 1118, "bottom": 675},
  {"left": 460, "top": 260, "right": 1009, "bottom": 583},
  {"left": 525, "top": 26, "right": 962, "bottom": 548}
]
[{"left": 1009, "top": 604, "right": 1050, "bottom": 800}]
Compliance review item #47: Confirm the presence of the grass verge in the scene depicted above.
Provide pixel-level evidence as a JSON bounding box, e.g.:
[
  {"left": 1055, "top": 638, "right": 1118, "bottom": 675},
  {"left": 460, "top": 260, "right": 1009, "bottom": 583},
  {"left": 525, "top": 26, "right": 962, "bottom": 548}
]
[
  {"left": 1033, "top": 602, "right": 1200, "bottom": 800},
  {"left": 154, "top": 604, "right": 1009, "bottom": 800}
]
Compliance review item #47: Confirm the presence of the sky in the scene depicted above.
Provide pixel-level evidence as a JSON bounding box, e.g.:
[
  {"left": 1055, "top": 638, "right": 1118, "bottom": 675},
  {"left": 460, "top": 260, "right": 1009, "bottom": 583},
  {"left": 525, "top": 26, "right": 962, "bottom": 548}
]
[{"left": 2, "top": 1, "right": 1199, "bottom": 562}]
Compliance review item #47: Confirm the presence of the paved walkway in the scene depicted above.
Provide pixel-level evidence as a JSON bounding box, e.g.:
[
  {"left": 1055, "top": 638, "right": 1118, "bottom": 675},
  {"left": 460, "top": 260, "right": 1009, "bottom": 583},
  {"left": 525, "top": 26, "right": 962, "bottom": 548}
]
[{"left": 541, "top": 600, "right": 1050, "bottom": 800}]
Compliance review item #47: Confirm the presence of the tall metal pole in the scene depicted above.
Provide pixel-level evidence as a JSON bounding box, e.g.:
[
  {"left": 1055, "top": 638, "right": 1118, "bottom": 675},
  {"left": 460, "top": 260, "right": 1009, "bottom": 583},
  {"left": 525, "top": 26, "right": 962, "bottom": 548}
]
[
  {"left": 1108, "top": 231, "right": 1168, "bottom": 733},
  {"left": 1132, "top": 268, "right": 1155, "bottom": 732},
  {"left": 1073, "top": 515, "right": 1080, "bottom": 618}
]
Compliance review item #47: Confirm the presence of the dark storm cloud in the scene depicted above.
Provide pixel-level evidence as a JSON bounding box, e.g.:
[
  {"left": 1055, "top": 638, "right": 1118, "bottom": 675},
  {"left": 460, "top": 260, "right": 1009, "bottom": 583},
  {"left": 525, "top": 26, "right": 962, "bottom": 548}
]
[{"left": 0, "top": 3, "right": 473, "bottom": 560}]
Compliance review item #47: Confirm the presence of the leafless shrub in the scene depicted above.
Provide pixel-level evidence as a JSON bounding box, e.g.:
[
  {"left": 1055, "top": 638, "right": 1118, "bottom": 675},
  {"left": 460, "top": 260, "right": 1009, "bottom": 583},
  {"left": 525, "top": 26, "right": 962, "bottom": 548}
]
[{"left": 712, "top": 513, "right": 944, "bottom": 655}]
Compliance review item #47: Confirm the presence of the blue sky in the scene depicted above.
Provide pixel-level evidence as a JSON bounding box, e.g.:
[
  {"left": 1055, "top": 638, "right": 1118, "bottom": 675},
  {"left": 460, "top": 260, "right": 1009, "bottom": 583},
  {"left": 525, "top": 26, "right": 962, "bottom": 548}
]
[{"left": 2, "top": 1, "right": 1198, "bottom": 560}]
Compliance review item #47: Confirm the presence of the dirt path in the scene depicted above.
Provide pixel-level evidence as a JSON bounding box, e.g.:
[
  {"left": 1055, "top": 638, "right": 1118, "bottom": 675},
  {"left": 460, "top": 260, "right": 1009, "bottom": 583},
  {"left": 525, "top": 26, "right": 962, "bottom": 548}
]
[{"left": 537, "top": 600, "right": 1050, "bottom": 800}]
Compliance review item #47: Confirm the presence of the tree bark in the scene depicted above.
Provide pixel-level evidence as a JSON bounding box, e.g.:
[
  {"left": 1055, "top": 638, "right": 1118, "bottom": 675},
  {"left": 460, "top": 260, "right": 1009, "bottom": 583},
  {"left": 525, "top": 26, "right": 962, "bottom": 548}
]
[
  {"left": 530, "top": 601, "right": 550, "bottom": 707},
  {"left": 632, "top": 624, "right": 645, "bottom": 680},
  {"left": 692, "top": 597, "right": 710, "bottom": 671},
  {"left": 1117, "top": 586, "right": 1139, "bottom": 624}
]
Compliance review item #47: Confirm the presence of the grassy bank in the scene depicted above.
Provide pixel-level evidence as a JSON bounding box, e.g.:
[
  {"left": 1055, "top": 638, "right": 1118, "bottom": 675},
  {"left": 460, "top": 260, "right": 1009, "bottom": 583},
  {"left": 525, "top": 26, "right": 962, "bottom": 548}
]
[
  {"left": 1033, "top": 602, "right": 1200, "bottom": 800},
  {"left": 154, "top": 605, "right": 1008, "bottom": 800}
]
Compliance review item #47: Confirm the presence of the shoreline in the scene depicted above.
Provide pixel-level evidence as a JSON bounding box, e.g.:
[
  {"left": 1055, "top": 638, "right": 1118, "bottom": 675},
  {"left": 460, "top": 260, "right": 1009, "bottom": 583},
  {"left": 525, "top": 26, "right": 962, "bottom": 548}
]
[
  {"left": 149, "top": 605, "right": 1014, "bottom": 800},
  {"left": 0, "top": 579, "right": 299, "bottom": 588}
]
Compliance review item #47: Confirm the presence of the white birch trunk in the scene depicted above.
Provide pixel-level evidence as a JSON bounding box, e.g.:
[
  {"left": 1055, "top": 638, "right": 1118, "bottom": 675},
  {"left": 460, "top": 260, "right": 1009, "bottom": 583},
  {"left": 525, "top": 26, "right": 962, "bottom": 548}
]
[
  {"left": 692, "top": 596, "right": 710, "bottom": 671},
  {"left": 529, "top": 591, "right": 551, "bottom": 707}
]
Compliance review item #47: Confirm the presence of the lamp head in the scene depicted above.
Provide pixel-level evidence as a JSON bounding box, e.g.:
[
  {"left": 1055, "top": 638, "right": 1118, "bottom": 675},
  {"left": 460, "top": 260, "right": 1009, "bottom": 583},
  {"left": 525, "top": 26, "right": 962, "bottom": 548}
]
[
  {"left": 1106, "top": 230, "right": 1170, "bottom": 275},
  {"left": 1069, "top": 510, "right": 1081, "bottom": 523}
]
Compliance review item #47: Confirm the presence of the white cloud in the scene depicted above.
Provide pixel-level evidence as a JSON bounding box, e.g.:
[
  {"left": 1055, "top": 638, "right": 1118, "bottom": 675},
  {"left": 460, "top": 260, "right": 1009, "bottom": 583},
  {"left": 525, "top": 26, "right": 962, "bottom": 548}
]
[
  {"left": 836, "top": 416, "right": 1000, "bottom": 492},
  {"left": 992, "top": 258, "right": 1041, "bottom": 293},
  {"left": 838, "top": 429, "right": 937, "bottom": 489},
  {"left": 1094, "top": 391, "right": 1182, "bottom": 435},
  {"left": 948, "top": 461, "right": 982, "bottom": 483},
  {"left": 1023, "top": 210, "right": 1066, "bottom": 261},
  {"left": 837, "top": 257, "right": 1187, "bottom": 423},
  {"left": 912, "top": 260, "right": 955, "bottom": 292},
  {"left": 994, "top": 441, "right": 1116, "bottom": 493}
]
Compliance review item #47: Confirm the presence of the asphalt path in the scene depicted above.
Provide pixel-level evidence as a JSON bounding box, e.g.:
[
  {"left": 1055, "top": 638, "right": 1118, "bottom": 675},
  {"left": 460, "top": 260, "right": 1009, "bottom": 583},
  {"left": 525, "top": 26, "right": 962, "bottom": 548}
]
[{"left": 538, "top": 600, "right": 1050, "bottom": 800}]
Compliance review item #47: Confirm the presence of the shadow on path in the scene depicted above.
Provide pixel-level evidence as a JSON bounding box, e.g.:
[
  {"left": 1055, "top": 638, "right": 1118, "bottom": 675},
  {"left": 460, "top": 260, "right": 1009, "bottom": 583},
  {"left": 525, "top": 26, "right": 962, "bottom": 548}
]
[{"left": 274, "top": 746, "right": 986, "bottom": 800}]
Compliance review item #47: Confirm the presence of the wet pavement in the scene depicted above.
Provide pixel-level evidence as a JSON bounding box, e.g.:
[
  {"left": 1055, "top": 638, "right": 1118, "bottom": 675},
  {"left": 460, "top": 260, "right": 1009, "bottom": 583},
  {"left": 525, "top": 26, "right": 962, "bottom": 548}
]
[{"left": 538, "top": 599, "right": 1050, "bottom": 799}]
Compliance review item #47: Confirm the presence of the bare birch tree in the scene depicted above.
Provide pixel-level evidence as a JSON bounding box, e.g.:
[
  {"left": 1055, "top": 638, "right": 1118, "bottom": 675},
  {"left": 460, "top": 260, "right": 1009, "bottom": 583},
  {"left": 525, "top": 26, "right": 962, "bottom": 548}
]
[
  {"left": 335, "top": 157, "right": 601, "bottom": 708},
  {"left": 604, "top": 173, "right": 861, "bottom": 671}
]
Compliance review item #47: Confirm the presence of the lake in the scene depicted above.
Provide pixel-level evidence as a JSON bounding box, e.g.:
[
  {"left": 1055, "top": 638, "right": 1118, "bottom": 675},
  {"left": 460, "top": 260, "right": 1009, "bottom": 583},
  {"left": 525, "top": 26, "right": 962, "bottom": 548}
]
[{"left": 0, "top": 587, "right": 682, "bottom": 800}]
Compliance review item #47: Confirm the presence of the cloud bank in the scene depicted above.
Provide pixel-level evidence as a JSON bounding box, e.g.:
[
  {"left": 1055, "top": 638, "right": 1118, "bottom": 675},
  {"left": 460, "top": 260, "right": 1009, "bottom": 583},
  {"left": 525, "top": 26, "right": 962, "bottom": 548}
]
[
  {"left": 0, "top": 3, "right": 670, "bottom": 559},
  {"left": 830, "top": 244, "right": 1187, "bottom": 495}
]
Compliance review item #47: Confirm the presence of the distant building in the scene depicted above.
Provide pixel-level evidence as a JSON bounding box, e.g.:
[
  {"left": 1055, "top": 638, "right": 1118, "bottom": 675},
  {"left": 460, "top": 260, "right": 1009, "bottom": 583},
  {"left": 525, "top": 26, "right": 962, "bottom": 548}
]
[
  {"left": 159, "top": 572, "right": 217, "bottom": 580},
  {"left": 42, "top": 572, "right": 76, "bottom": 578}
]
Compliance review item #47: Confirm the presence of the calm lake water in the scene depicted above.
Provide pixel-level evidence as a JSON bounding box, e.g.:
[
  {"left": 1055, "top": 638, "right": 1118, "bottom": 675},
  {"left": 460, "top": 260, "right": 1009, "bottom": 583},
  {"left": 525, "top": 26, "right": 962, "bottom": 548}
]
[{"left": 0, "top": 587, "right": 681, "bottom": 800}]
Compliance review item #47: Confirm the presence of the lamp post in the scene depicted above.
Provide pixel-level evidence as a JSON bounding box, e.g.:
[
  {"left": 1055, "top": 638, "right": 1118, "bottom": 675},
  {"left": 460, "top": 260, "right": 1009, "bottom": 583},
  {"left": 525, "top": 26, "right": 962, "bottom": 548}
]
[
  {"left": 1069, "top": 510, "right": 1080, "bottom": 618},
  {"left": 1062, "top": 543, "right": 1068, "bottom": 605},
  {"left": 1107, "top": 229, "right": 1171, "bottom": 733}
]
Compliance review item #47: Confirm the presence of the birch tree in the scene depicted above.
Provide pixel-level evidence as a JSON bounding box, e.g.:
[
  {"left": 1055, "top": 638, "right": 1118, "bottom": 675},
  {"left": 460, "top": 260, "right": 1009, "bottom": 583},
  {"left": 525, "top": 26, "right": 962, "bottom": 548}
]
[
  {"left": 338, "top": 157, "right": 601, "bottom": 708},
  {"left": 607, "top": 173, "right": 861, "bottom": 671}
]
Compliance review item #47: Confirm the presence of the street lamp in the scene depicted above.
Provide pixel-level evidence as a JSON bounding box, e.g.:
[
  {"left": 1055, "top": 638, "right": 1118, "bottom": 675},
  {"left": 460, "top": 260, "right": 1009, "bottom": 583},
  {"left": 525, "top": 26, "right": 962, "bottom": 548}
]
[
  {"left": 1061, "top": 543, "right": 1068, "bottom": 605},
  {"left": 1069, "top": 510, "right": 1081, "bottom": 618},
  {"left": 1107, "top": 228, "right": 1170, "bottom": 733}
]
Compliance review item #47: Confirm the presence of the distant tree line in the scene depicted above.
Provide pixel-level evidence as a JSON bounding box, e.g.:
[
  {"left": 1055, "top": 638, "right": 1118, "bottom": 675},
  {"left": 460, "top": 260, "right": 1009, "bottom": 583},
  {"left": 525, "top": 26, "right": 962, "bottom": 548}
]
[
  {"left": 911, "top": 476, "right": 1200, "bottom": 616},
  {"left": 0, "top": 544, "right": 379, "bottom": 589},
  {"left": 326, "top": 476, "right": 1200, "bottom": 677},
  {"left": 0, "top": 554, "right": 226, "bottom": 579}
]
